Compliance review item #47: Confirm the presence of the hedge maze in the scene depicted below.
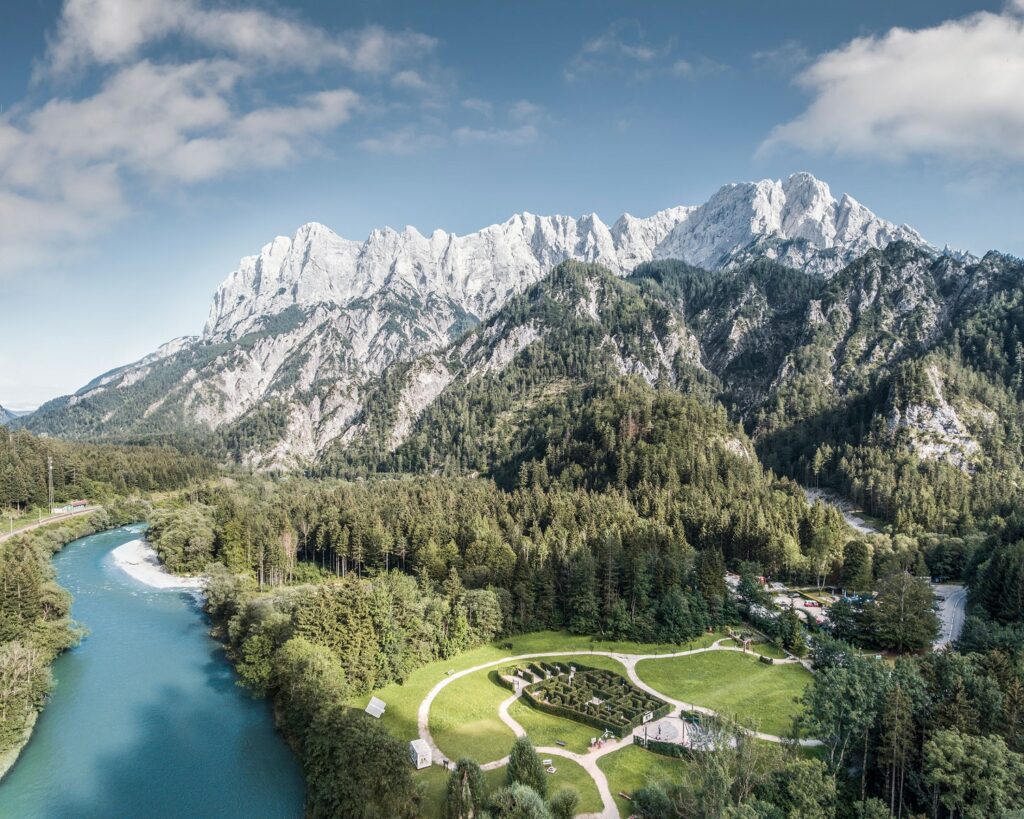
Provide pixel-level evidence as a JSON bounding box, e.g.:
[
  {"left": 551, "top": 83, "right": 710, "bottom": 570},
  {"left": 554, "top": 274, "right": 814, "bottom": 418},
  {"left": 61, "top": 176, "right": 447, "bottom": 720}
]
[{"left": 506, "top": 661, "right": 670, "bottom": 738}]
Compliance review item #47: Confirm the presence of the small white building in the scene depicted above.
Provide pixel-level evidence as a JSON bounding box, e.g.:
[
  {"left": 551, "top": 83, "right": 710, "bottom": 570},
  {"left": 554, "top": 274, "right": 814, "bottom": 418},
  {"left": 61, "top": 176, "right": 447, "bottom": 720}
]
[
  {"left": 409, "top": 739, "right": 432, "bottom": 769},
  {"left": 365, "top": 696, "right": 386, "bottom": 719}
]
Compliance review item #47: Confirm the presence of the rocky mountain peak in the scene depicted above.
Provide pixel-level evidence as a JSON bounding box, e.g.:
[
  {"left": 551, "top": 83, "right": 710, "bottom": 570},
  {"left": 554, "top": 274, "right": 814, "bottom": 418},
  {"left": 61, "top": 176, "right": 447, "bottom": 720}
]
[
  {"left": 204, "top": 173, "right": 927, "bottom": 342},
  {"left": 29, "top": 172, "right": 945, "bottom": 469},
  {"left": 653, "top": 172, "right": 926, "bottom": 275}
]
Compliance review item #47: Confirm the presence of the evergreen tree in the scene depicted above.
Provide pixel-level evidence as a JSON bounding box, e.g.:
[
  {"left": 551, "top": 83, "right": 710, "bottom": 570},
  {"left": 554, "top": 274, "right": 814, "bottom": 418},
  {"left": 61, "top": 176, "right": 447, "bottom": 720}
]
[
  {"left": 445, "top": 758, "right": 487, "bottom": 819},
  {"left": 507, "top": 736, "right": 547, "bottom": 798}
]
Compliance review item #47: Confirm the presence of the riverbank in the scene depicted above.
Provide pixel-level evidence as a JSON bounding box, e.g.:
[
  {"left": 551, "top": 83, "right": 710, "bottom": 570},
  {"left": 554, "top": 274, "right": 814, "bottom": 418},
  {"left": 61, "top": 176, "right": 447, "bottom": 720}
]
[
  {"left": 0, "top": 505, "right": 148, "bottom": 784},
  {"left": 111, "top": 539, "right": 205, "bottom": 590},
  {"left": 0, "top": 526, "right": 304, "bottom": 815},
  {"left": 0, "top": 713, "right": 37, "bottom": 783}
]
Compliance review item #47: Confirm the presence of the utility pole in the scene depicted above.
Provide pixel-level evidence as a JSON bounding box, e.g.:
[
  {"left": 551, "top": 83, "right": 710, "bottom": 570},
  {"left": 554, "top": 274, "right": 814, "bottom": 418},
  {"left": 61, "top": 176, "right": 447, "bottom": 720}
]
[{"left": 47, "top": 456, "right": 54, "bottom": 515}]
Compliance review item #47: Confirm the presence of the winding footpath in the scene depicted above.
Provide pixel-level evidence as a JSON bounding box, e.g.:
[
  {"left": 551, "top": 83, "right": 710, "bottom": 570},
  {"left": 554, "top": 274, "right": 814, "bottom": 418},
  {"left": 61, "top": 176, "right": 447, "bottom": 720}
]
[{"left": 417, "top": 640, "right": 820, "bottom": 819}]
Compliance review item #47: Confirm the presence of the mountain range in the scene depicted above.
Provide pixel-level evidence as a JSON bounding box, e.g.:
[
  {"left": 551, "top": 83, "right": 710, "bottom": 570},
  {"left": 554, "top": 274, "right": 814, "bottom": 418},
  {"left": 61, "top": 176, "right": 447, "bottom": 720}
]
[{"left": 25, "top": 171, "right": 995, "bottom": 479}]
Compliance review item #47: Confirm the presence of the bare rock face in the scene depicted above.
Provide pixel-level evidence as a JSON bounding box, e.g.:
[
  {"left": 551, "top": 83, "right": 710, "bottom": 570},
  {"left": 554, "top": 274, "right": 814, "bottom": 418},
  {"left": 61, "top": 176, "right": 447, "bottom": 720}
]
[
  {"left": 886, "top": 366, "right": 980, "bottom": 470},
  {"left": 28, "top": 173, "right": 932, "bottom": 468},
  {"left": 653, "top": 173, "right": 925, "bottom": 275}
]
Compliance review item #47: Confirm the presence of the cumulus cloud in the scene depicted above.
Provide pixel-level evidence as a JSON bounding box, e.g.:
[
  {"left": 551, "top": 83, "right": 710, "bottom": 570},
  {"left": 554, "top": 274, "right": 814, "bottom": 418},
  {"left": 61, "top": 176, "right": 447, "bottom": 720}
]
[
  {"left": 0, "top": 0, "right": 449, "bottom": 274},
  {"left": 1, "top": 60, "right": 358, "bottom": 271},
  {"left": 46, "top": 0, "right": 436, "bottom": 74},
  {"left": 762, "top": 5, "right": 1024, "bottom": 162}
]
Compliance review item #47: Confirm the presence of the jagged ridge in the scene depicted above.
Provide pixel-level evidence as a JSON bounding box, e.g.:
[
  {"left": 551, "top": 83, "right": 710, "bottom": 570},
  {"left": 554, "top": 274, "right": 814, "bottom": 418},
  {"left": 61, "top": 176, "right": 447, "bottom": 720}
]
[{"left": 25, "top": 173, "right": 935, "bottom": 467}]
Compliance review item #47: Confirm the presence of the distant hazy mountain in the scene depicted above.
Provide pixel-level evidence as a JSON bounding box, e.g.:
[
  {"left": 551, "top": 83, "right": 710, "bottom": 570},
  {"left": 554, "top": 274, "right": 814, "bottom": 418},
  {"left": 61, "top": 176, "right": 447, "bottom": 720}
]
[
  {"left": 0, "top": 405, "right": 31, "bottom": 424},
  {"left": 25, "top": 172, "right": 931, "bottom": 467}
]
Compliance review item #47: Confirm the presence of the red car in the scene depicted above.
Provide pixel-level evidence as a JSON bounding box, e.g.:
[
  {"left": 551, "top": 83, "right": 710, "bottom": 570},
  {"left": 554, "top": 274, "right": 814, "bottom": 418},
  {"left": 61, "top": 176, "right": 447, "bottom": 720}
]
[{"left": 804, "top": 600, "right": 821, "bottom": 608}]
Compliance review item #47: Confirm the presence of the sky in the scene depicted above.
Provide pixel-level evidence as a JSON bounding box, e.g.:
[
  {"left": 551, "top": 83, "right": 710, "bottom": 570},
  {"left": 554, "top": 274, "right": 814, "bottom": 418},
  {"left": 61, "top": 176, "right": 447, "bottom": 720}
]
[{"left": 2, "top": 0, "right": 1024, "bottom": 409}]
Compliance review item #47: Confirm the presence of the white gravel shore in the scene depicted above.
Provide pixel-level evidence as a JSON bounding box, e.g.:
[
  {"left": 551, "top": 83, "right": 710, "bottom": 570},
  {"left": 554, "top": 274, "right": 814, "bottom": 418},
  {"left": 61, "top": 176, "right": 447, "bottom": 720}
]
[{"left": 111, "top": 539, "right": 205, "bottom": 590}]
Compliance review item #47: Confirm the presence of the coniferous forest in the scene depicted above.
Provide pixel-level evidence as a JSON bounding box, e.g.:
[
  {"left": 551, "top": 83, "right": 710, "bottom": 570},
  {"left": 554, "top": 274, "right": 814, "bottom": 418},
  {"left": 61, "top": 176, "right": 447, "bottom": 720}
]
[{"left": 6, "top": 250, "right": 1024, "bottom": 818}]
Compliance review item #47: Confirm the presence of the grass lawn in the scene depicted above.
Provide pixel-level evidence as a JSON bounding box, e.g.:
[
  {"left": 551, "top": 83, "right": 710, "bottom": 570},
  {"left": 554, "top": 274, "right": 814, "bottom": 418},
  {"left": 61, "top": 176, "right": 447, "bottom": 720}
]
[
  {"left": 431, "top": 654, "right": 627, "bottom": 764},
  {"left": 635, "top": 651, "right": 812, "bottom": 737},
  {"left": 431, "top": 669, "right": 516, "bottom": 763},
  {"left": 750, "top": 642, "right": 790, "bottom": 660},
  {"left": 414, "top": 766, "right": 450, "bottom": 819},
  {"left": 351, "top": 630, "right": 723, "bottom": 749},
  {"left": 508, "top": 699, "right": 598, "bottom": 755},
  {"left": 598, "top": 745, "right": 690, "bottom": 816},
  {"left": 720, "top": 639, "right": 790, "bottom": 660},
  {"left": 536, "top": 756, "right": 602, "bottom": 814},
  {"left": 416, "top": 757, "right": 601, "bottom": 817}
]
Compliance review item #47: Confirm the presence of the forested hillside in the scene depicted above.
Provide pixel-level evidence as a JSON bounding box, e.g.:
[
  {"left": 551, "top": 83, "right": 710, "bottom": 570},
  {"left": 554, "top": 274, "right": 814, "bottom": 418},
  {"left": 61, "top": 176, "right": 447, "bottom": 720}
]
[
  {"left": 13, "top": 244, "right": 1024, "bottom": 816},
  {"left": 0, "top": 429, "right": 214, "bottom": 770},
  {"left": 312, "top": 248, "right": 1024, "bottom": 547},
  {"left": 0, "top": 427, "right": 215, "bottom": 512}
]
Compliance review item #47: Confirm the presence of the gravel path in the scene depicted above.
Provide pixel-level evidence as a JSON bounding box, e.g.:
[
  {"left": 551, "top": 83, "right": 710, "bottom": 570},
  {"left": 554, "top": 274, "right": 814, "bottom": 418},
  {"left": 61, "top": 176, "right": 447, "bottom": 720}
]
[{"left": 417, "top": 641, "right": 820, "bottom": 818}]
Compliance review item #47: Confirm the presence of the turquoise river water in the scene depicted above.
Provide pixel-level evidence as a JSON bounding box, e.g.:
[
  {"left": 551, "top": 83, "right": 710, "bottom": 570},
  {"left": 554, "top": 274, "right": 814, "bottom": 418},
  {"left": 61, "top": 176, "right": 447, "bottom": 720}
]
[{"left": 0, "top": 525, "right": 305, "bottom": 818}]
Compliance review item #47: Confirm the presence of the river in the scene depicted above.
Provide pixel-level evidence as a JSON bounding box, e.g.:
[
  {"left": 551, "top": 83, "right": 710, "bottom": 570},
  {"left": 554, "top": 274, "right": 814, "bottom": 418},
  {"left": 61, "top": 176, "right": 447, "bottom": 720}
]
[{"left": 0, "top": 525, "right": 305, "bottom": 818}]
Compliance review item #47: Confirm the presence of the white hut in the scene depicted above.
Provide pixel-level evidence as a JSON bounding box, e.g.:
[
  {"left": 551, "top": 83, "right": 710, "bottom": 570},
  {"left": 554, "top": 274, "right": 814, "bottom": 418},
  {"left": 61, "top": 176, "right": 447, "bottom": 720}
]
[
  {"left": 409, "top": 739, "right": 432, "bottom": 769},
  {"left": 365, "top": 696, "right": 387, "bottom": 719}
]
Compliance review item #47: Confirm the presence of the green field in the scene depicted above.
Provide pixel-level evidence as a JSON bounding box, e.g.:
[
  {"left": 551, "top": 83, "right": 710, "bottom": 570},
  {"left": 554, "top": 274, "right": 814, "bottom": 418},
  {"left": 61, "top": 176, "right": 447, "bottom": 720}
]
[
  {"left": 533, "top": 756, "right": 603, "bottom": 814},
  {"left": 431, "top": 654, "right": 628, "bottom": 763},
  {"left": 430, "top": 669, "right": 516, "bottom": 763},
  {"left": 635, "top": 651, "right": 811, "bottom": 736},
  {"left": 415, "top": 756, "right": 602, "bottom": 817},
  {"left": 352, "top": 630, "right": 721, "bottom": 748},
  {"left": 597, "top": 745, "right": 690, "bottom": 815},
  {"left": 356, "top": 630, "right": 782, "bottom": 817},
  {"left": 719, "top": 639, "right": 789, "bottom": 660}
]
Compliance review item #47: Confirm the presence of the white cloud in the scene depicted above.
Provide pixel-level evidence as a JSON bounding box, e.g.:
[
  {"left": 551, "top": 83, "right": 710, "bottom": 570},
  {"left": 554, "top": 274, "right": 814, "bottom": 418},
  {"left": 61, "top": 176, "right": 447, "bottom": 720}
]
[
  {"left": 752, "top": 41, "right": 810, "bottom": 74},
  {"left": 391, "top": 69, "right": 431, "bottom": 93},
  {"left": 508, "top": 100, "right": 545, "bottom": 123},
  {"left": 566, "top": 21, "right": 722, "bottom": 82},
  {"left": 0, "top": 0, "right": 450, "bottom": 275},
  {"left": 0, "top": 60, "right": 358, "bottom": 271},
  {"left": 358, "top": 126, "right": 444, "bottom": 155},
  {"left": 454, "top": 124, "right": 538, "bottom": 146},
  {"left": 566, "top": 21, "right": 664, "bottom": 81},
  {"left": 762, "top": 6, "right": 1024, "bottom": 162},
  {"left": 462, "top": 98, "right": 493, "bottom": 116},
  {"left": 452, "top": 99, "right": 545, "bottom": 146},
  {"left": 46, "top": 0, "right": 436, "bottom": 74}
]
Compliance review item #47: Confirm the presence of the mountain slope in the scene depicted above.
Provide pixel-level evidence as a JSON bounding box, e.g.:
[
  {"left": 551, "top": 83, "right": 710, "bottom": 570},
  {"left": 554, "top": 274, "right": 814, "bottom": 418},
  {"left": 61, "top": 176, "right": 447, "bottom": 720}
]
[
  {"left": 322, "top": 246, "right": 1024, "bottom": 537},
  {"left": 25, "top": 173, "right": 930, "bottom": 466}
]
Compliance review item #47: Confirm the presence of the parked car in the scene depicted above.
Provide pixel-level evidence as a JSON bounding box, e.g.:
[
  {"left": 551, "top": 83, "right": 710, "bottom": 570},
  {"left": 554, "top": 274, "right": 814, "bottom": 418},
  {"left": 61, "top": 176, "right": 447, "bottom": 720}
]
[{"left": 805, "top": 600, "right": 821, "bottom": 608}]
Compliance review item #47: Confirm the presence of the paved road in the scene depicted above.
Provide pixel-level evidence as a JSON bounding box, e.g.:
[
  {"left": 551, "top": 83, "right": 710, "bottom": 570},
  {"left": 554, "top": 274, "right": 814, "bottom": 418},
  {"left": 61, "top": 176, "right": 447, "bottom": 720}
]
[
  {"left": 933, "top": 584, "right": 967, "bottom": 648},
  {"left": 802, "top": 488, "right": 878, "bottom": 535},
  {"left": 0, "top": 507, "right": 100, "bottom": 544}
]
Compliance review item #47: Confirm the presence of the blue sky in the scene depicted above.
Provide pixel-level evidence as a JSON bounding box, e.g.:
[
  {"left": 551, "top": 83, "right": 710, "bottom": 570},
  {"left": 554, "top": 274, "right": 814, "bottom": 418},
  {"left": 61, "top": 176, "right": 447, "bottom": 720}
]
[{"left": 2, "top": 0, "right": 1023, "bottom": 408}]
